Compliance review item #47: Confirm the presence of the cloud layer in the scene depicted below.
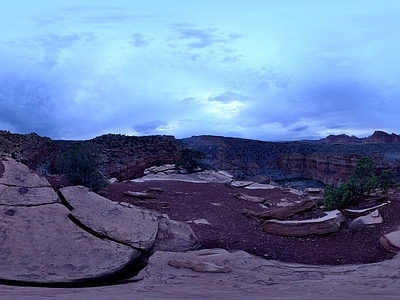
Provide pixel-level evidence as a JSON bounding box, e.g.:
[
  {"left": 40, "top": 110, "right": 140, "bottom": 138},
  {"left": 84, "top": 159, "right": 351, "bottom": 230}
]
[{"left": 1, "top": 1, "right": 400, "bottom": 141}]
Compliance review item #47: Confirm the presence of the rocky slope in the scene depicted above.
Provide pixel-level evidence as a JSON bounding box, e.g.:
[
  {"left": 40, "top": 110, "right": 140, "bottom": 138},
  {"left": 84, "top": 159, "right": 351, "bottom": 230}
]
[
  {"left": 89, "top": 134, "right": 179, "bottom": 181},
  {"left": 2, "top": 130, "right": 400, "bottom": 186}
]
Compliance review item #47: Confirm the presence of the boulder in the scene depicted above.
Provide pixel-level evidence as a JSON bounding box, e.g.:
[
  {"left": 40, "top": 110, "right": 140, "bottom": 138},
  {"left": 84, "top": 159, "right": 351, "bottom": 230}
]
[
  {"left": 262, "top": 210, "right": 344, "bottom": 236},
  {"left": 188, "top": 219, "right": 212, "bottom": 225},
  {"left": 234, "top": 193, "right": 268, "bottom": 203},
  {"left": 124, "top": 191, "right": 160, "bottom": 199},
  {"left": 349, "top": 209, "right": 383, "bottom": 227},
  {"left": 257, "top": 199, "right": 316, "bottom": 220},
  {"left": 59, "top": 186, "right": 159, "bottom": 251},
  {"left": 380, "top": 231, "right": 400, "bottom": 253},
  {"left": 152, "top": 214, "right": 198, "bottom": 252}
]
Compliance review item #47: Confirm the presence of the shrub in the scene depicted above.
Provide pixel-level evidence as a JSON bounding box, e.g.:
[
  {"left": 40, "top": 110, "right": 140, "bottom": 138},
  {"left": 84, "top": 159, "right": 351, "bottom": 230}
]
[
  {"left": 54, "top": 142, "right": 108, "bottom": 192},
  {"left": 175, "top": 148, "right": 208, "bottom": 173},
  {"left": 323, "top": 157, "right": 397, "bottom": 210}
]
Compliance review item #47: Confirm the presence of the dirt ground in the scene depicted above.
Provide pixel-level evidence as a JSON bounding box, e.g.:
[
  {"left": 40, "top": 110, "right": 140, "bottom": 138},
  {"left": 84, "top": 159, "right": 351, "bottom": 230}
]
[{"left": 99, "top": 179, "right": 398, "bottom": 266}]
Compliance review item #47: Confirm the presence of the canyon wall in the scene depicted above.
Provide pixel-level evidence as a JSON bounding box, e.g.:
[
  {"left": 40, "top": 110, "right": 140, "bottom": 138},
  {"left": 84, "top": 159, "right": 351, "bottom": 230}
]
[
  {"left": 181, "top": 134, "right": 400, "bottom": 185},
  {"left": 2, "top": 130, "right": 400, "bottom": 185}
]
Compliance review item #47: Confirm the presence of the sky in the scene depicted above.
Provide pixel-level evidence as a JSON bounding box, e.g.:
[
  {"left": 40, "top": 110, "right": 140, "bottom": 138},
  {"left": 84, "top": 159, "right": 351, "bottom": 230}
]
[{"left": 0, "top": 1, "right": 400, "bottom": 141}]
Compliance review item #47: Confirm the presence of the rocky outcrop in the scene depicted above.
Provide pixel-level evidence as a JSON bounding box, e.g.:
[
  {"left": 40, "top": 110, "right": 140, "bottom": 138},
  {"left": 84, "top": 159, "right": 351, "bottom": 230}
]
[
  {"left": 0, "top": 131, "right": 59, "bottom": 173},
  {"left": 262, "top": 210, "right": 344, "bottom": 236},
  {"left": 0, "top": 158, "right": 144, "bottom": 286},
  {"left": 0, "top": 158, "right": 197, "bottom": 286},
  {"left": 367, "top": 131, "right": 400, "bottom": 143}
]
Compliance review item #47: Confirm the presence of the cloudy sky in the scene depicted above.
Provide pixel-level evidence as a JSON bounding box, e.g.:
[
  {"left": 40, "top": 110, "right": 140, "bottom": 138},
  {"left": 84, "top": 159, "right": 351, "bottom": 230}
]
[{"left": 1, "top": 1, "right": 399, "bottom": 141}]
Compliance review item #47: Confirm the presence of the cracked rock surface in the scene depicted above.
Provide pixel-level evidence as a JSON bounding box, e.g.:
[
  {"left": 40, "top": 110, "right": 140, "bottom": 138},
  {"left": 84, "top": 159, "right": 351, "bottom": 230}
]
[
  {"left": 59, "top": 185, "right": 159, "bottom": 251},
  {"left": 0, "top": 158, "right": 145, "bottom": 285}
]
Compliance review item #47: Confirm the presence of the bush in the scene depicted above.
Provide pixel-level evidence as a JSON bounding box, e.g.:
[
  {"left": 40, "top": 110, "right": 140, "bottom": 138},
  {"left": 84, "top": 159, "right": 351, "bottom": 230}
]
[
  {"left": 175, "top": 148, "right": 208, "bottom": 173},
  {"left": 323, "top": 157, "right": 397, "bottom": 210},
  {"left": 55, "top": 142, "right": 108, "bottom": 192}
]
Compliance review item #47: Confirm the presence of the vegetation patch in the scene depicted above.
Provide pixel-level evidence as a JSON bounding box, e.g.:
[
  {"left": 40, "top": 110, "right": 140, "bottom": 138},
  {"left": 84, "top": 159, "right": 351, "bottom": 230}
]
[
  {"left": 54, "top": 142, "right": 108, "bottom": 192},
  {"left": 323, "top": 157, "right": 397, "bottom": 210}
]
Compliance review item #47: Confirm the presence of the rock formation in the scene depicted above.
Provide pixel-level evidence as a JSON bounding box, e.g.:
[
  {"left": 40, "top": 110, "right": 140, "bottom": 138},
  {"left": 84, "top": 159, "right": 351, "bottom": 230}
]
[
  {"left": 262, "top": 210, "right": 344, "bottom": 236},
  {"left": 0, "top": 157, "right": 197, "bottom": 286}
]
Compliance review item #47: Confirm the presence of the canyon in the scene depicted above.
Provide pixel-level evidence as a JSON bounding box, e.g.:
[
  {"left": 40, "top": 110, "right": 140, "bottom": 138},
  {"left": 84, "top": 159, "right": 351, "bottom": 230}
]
[{"left": 1, "top": 130, "right": 400, "bottom": 186}]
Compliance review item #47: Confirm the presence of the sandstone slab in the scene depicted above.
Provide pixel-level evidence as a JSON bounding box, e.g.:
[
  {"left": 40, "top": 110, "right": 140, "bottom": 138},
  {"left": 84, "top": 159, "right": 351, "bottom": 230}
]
[
  {"left": 132, "top": 170, "right": 232, "bottom": 184},
  {"left": 0, "top": 158, "right": 50, "bottom": 187},
  {"left": 3, "top": 248, "right": 400, "bottom": 299},
  {"left": 230, "top": 180, "right": 255, "bottom": 188},
  {"left": 59, "top": 186, "right": 159, "bottom": 251},
  {"left": 262, "top": 210, "right": 344, "bottom": 236},
  {"left": 245, "top": 182, "right": 276, "bottom": 189},
  {"left": 343, "top": 203, "right": 388, "bottom": 217},
  {"left": 0, "top": 185, "right": 60, "bottom": 206},
  {"left": 0, "top": 204, "right": 142, "bottom": 285},
  {"left": 257, "top": 199, "right": 316, "bottom": 220}
]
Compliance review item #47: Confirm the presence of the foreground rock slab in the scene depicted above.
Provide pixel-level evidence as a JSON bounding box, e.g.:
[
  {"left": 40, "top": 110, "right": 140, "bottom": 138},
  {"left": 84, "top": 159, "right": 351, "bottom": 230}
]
[
  {"left": 2, "top": 248, "right": 400, "bottom": 299},
  {"left": 262, "top": 210, "right": 344, "bottom": 236},
  {"left": 0, "top": 203, "right": 142, "bottom": 285},
  {"left": 59, "top": 186, "right": 159, "bottom": 251}
]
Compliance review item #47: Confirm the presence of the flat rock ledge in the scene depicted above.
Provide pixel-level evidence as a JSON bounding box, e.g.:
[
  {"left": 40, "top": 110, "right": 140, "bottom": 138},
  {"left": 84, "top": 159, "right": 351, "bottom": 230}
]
[
  {"left": 0, "top": 159, "right": 197, "bottom": 287},
  {"left": 262, "top": 210, "right": 344, "bottom": 236}
]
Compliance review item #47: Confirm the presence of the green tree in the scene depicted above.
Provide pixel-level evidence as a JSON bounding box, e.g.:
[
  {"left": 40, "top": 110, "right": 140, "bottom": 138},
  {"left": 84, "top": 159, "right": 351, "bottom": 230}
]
[
  {"left": 55, "top": 142, "right": 108, "bottom": 192},
  {"left": 323, "top": 157, "right": 396, "bottom": 210},
  {"left": 175, "top": 148, "right": 208, "bottom": 173}
]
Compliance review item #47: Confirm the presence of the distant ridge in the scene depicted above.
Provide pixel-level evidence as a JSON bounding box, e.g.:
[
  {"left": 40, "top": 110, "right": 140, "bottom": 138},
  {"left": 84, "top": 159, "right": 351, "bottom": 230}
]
[{"left": 319, "top": 130, "right": 400, "bottom": 144}]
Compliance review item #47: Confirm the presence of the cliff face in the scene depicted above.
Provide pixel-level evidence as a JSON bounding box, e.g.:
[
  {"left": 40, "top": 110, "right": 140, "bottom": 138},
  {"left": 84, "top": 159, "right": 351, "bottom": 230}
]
[
  {"left": 277, "top": 154, "right": 391, "bottom": 185},
  {"left": 182, "top": 135, "right": 400, "bottom": 185},
  {"left": 90, "top": 134, "right": 180, "bottom": 181}
]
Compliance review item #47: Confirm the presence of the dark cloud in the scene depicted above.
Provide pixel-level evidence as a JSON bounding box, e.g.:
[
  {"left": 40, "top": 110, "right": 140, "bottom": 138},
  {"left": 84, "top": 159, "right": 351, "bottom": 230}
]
[
  {"left": 0, "top": 72, "right": 60, "bottom": 136},
  {"left": 132, "top": 121, "right": 167, "bottom": 134},
  {"left": 172, "top": 24, "right": 243, "bottom": 49},
  {"left": 289, "top": 126, "right": 308, "bottom": 132},
  {"left": 208, "top": 91, "right": 246, "bottom": 103},
  {"left": 182, "top": 97, "right": 197, "bottom": 104},
  {"left": 32, "top": 33, "right": 84, "bottom": 68},
  {"left": 130, "top": 33, "right": 151, "bottom": 47}
]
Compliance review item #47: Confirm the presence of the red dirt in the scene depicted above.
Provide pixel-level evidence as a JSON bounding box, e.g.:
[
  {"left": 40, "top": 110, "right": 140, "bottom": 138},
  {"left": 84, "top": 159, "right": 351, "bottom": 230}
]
[{"left": 100, "top": 180, "right": 399, "bottom": 266}]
